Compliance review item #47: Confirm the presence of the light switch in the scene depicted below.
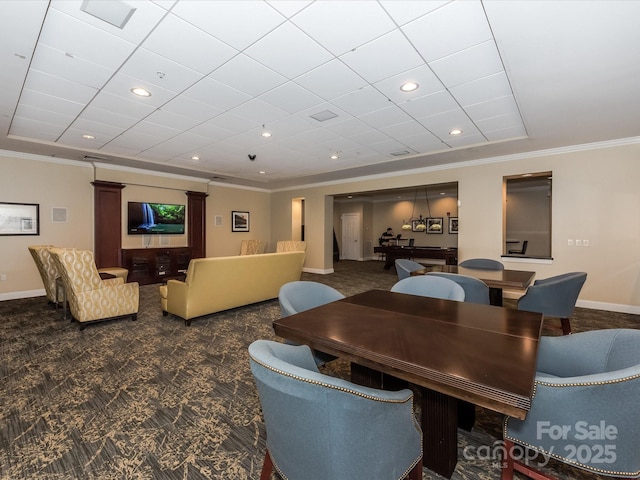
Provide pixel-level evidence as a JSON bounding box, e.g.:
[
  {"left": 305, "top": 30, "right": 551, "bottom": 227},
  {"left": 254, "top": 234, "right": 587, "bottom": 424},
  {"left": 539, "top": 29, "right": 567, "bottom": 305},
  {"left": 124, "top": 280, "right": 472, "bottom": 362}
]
[
  {"left": 576, "top": 239, "right": 583, "bottom": 246},
  {"left": 567, "top": 239, "right": 574, "bottom": 246}
]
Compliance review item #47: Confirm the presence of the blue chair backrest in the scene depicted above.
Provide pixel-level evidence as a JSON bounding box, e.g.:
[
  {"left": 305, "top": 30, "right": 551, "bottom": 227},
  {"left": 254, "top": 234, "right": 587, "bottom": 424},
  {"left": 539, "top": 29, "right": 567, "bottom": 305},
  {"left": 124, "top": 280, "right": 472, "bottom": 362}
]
[
  {"left": 394, "top": 258, "right": 424, "bottom": 280},
  {"left": 459, "top": 258, "right": 504, "bottom": 270},
  {"left": 426, "top": 272, "right": 490, "bottom": 305},
  {"left": 279, "top": 281, "right": 345, "bottom": 317},
  {"left": 518, "top": 272, "right": 587, "bottom": 318},
  {"left": 391, "top": 275, "right": 465, "bottom": 301}
]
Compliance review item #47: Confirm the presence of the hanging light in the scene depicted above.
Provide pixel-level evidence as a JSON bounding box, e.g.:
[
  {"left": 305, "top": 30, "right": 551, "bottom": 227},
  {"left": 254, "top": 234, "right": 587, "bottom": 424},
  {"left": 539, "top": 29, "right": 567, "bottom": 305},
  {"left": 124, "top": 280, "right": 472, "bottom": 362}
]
[{"left": 402, "top": 189, "right": 423, "bottom": 230}]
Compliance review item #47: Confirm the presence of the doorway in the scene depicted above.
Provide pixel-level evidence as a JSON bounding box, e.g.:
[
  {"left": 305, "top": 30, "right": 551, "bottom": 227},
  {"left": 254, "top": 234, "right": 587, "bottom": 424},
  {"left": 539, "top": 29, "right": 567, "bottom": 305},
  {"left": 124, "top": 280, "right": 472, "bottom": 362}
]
[{"left": 341, "top": 213, "right": 360, "bottom": 260}]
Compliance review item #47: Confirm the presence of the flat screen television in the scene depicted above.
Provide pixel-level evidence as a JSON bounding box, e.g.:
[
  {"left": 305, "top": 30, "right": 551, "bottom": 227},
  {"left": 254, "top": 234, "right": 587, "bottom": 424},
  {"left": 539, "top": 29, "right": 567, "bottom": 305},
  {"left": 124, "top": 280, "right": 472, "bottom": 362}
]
[{"left": 127, "top": 202, "right": 186, "bottom": 235}]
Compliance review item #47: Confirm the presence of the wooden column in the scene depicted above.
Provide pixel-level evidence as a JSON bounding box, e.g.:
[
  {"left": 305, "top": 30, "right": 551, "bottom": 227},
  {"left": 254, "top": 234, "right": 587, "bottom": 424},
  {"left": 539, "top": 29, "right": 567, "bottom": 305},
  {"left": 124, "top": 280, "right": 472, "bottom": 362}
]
[
  {"left": 186, "top": 191, "right": 207, "bottom": 259},
  {"left": 92, "top": 181, "right": 125, "bottom": 269}
]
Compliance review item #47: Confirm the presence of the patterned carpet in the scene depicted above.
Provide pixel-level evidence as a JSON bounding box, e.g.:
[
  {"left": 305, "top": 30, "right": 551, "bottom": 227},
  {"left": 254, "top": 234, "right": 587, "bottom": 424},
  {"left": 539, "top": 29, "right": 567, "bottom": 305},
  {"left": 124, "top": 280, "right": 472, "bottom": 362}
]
[{"left": 1, "top": 260, "right": 638, "bottom": 479}]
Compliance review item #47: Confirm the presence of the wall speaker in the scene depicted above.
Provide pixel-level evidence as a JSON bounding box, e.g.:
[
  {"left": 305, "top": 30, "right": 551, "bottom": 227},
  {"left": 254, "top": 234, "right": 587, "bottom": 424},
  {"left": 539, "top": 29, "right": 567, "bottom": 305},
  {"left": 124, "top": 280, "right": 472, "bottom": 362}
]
[{"left": 52, "top": 207, "right": 68, "bottom": 223}]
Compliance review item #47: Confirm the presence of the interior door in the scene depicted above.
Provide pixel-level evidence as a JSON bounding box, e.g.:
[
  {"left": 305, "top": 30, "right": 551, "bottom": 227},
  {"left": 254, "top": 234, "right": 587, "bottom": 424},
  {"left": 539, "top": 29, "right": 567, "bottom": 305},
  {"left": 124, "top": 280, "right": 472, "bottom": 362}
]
[{"left": 341, "top": 213, "right": 361, "bottom": 260}]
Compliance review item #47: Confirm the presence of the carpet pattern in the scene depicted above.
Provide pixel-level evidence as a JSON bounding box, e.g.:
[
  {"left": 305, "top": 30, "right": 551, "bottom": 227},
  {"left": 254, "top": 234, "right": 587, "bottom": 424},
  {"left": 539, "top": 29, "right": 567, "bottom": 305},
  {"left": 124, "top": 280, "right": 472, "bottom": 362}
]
[{"left": 1, "top": 260, "right": 638, "bottom": 479}]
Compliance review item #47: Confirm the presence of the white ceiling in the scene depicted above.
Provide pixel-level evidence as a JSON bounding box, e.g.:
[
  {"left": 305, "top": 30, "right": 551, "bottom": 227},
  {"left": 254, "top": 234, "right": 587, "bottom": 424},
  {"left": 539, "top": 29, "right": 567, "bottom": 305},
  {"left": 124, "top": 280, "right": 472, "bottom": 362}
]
[{"left": 1, "top": 0, "right": 639, "bottom": 189}]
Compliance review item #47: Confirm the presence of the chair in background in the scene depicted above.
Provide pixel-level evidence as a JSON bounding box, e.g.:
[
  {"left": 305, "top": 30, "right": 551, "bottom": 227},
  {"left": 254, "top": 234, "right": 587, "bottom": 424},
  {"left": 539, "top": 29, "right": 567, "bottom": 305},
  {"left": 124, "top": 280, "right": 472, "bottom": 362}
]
[
  {"left": 249, "top": 340, "right": 423, "bottom": 480},
  {"left": 395, "top": 258, "right": 425, "bottom": 280},
  {"left": 517, "top": 272, "right": 587, "bottom": 335},
  {"left": 239, "top": 240, "right": 267, "bottom": 255},
  {"left": 502, "top": 329, "right": 640, "bottom": 480},
  {"left": 276, "top": 240, "right": 307, "bottom": 253},
  {"left": 28, "top": 245, "right": 62, "bottom": 305},
  {"left": 508, "top": 240, "right": 528, "bottom": 255},
  {"left": 278, "top": 281, "right": 345, "bottom": 365},
  {"left": 391, "top": 275, "right": 465, "bottom": 301},
  {"left": 459, "top": 258, "right": 505, "bottom": 270},
  {"left": 426, "top": 272, "right": 490, "bottom": 305},
  {"left": 49, "top": 248, "right": 139, "bottom": 330}
]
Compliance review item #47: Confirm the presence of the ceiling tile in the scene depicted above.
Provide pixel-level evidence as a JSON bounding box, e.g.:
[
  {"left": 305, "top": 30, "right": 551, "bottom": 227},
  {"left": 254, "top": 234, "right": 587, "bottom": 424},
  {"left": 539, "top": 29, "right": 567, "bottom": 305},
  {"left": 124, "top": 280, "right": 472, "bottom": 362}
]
[
  {"left": 23, "top": 69, "right": 97, "bottom": 104},
  {"left": 14, "top": 103, "right": 76, "bottom": 127},
  {"left": 90, "top": 91, "right": 156, "bottom": 120},
  {"left": 229, "top": 98, "right": 289, "bottom": 126},
  {"left": 10, "top": 116, "right": 65, "bottom": 141},
  {"left": 339, "top": 29, "right": 424, "bottom": 84},
  {"left": 161, "top": 96, "right": 222, "bottom": 123},
  {"left": 292, "top": 1, "right": 395, "bottom": 56},
  {"left": 141, "top": 13, "right": 238, "bottom": 75},
  {"left": 399, "top": 90, "right": 458, "bottom": 120},
  {"left": 359, "top": 105, "right": 413, "bottom": 129},
  {"left": 29, "top": 43, "right": 113, "bottom": 89},
  {"left": 331, "top": 86, "right": 391, "bottom": 117},
  {"left": 402, "top": 0, "right": 493, "bottom": 62},
  {"left": 102, "top": 72, "right": 178, "bottom": 108},
  {"left": 244, "top": 22, "right": 333, "bottom": 79},
  {"left": 51, "top": 0, "right": 166, "bottom": 44},
  {"left": 144, "top": 109, "right": 202, "bottom": 130},
  {"left": 16, "top": 89, "right": 85, "bottom": 117},
  {"left": 208, "top": 54, "right": 287, "bottom": 97},
  {"left": 258, "top": 82, "right": 323, "bottom": 115},
  {"left": 266, "top": 1, "right": 312, "bottom": 19},
  {"left": 464, "top": 95, "right": 519, "bottom": 122},
  {"left": 429, "top": 40, "right": 504, "bottom": 88},
  {"left": 183, "top": 77, "right": 251, "bottom": 111},
  {"left": 38, "top": 7, "right": 136, "bottom": 69},
  {"left": 171, "top": 0, "right": 286, "bottom": 51},
  {"left": 449, "top": 72, "right": 513, "bottom": 107},
  {"left": 120, "top": 48, "right": 202, "bottom": 93},
  {"left": 418, "top": 109, "right": 481, "bottom": 140},
  {"left": 295, "top": 60, "right": 368, "bottom": 101},
  {"left": 379, "top": 0, "right": 448, "bottom": 26},
  {"left": 80, "top": 105, "right": 140, "bottom": 130}
]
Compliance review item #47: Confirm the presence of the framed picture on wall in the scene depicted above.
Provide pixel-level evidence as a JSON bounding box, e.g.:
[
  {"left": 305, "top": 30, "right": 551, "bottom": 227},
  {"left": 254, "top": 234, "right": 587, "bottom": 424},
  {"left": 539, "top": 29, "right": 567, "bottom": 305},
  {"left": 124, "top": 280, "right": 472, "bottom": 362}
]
[
  {"left": 426, "top": 217, "right": 443, "bottom": 234},
  {"left": 0, "top": 202, "right": 40, "bottom": 235},
  {"left": 449, "top": 217, "right": 458, "bottom": 234},
  {"left": 231, "top": 211, "right": 250, "bottom": 232}
]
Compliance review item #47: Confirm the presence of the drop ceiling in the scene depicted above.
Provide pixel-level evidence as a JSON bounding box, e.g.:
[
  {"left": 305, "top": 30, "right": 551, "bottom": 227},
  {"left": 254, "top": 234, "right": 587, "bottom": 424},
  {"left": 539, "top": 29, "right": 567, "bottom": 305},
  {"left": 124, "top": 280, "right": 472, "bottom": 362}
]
[{"left": 1, "top": 0, "right": 639, "bottom": 189}]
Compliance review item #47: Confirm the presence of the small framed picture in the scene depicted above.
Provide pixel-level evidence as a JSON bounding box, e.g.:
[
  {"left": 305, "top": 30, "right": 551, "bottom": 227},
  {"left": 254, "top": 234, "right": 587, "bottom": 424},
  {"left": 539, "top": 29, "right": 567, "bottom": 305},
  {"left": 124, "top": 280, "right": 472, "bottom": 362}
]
[
  {"left": 449, "top": 217, "right": 458, "bottom": 234},
  {"left": 231, "top": 211, "right": 250, "bottom": 232},
  {"left": 0, "top": 202, "right": 40, "bottom": 236},
  {"left": 426, "top": 217, "right": 443, "bottom": 234}
]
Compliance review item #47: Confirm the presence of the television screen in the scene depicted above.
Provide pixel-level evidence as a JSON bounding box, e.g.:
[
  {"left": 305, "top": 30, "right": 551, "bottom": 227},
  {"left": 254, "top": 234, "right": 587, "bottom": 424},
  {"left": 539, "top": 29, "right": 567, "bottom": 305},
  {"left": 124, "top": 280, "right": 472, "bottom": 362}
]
[{"left": 127, "top": 202, "right": 186, "bottom": 234}]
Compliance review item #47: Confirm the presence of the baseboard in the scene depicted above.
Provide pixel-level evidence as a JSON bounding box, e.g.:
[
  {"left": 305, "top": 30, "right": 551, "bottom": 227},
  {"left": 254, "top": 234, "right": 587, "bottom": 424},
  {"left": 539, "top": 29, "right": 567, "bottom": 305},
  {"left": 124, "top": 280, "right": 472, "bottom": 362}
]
[
  {"left": 576, "top": 299, "right": 640, "bottom": 315},
  {"left": 0, "top": 288, "right": 45, "bottom": 301},
  {"left": 302, "top": 267, "right": 334, "bottom": 274}
]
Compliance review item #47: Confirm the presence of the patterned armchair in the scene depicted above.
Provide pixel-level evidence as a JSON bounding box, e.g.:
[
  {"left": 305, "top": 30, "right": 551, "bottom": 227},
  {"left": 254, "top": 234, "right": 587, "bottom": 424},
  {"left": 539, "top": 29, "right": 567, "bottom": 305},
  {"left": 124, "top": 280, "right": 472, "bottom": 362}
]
[
  {"left": 49, "top": 248, "right": 139, "bottom": 329},
  {"left": 239, "top": 240, "right": 267, "bottom": 255},
  {"left": 28, "top": 245, "right": 62, "bottom": 304},
  {"left": 276, "top": 240, "right": 306, "bottom": 253}
]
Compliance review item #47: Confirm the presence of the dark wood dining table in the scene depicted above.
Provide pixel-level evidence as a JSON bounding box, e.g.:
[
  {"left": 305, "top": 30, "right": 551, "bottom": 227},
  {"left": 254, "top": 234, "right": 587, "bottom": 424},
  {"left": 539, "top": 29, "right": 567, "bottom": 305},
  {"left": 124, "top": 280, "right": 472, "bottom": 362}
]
[
  {"left": 412, "top": 264, "right": 536, "bottom": 305},
  {"left": 273, "top": 289, "right": 544, "bottom": 478}
]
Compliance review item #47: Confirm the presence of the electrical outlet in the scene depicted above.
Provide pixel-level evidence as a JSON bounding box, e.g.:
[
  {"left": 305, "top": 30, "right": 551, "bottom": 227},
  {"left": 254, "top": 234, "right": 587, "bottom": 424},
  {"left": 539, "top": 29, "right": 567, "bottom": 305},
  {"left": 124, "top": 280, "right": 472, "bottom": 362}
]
[
  {"left": 0, "top": 273, "right": 6, "bottom": 281},
  {"left": 567, "top": 239, "right": 574, "bottom": 246},
  {"left": 576, "top": 239, "right": 583, "bottom": 246}
]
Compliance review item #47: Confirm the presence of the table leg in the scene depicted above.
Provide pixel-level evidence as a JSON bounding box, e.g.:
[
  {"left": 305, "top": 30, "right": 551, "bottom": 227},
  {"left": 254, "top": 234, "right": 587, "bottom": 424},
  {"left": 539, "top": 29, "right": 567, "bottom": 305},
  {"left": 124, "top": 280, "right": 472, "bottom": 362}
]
[
  {"left": 420, "top": 387, "right": 458, "bottom": 478},
  {"left": 489, "top": 287, "right": 503, "bottom": 306}
]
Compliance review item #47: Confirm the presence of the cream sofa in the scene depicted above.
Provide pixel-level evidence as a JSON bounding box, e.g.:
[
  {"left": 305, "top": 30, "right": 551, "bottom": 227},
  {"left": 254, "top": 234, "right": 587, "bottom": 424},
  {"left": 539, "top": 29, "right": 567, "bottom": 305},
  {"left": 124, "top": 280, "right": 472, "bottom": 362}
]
[{"left": 159, "top": 251, "right": 305, "bottom": 326}]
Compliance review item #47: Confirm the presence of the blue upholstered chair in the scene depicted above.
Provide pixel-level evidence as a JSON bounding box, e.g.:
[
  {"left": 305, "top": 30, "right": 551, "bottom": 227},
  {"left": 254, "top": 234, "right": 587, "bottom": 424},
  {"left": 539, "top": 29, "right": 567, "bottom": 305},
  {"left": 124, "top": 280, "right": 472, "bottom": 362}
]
[
  {"left": 278, "top": 281, "right": 345, "bottom": 365},
  {"left": 391, "top": 275, "right": 465, "bottom": 301},
  {"left": 395, "top": 258, "right": 425, "bottom": 280},
  {"left": 278, "top": 281, "right": 345, "bottom": 317},
  {"left": 517, "top": 272, "right": 587, "bottom": 334},
  {"left": 459, "top": 258, "right": 505, "bottom": 270},
  {"left": 502, "top": 329, "right": 640, "bottom": 479},
  {"left": 249, "top": 340, "right": 423, "bottom": 480},
  {"left": 426, "top": 272, "right": 490, "bottom": 305}
]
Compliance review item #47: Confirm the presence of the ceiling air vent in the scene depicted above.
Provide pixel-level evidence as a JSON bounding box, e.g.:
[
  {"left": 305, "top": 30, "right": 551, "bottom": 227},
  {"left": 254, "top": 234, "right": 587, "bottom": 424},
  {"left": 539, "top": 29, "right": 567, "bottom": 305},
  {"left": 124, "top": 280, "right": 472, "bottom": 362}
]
[
  {"left": 310, "top": 110, "right": 338, "bottom": 122},
  {"left": 390, "top": 150, "right": 411, "bottom": 157},
  {"left": 83, "top": 155, "right": 110, "bottom": 162},
  {"left": 80, "top": 0, "right": 136, "bottom": 29}
]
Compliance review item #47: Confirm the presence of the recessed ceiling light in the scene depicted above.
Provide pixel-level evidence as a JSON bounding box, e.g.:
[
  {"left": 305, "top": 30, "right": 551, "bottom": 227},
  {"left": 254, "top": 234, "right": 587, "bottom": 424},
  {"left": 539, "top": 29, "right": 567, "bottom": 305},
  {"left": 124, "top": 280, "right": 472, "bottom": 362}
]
[
  {"left": 449, "top": 129, "right": 463, "bottom": 135},
  {"left": 191, "top": 156, "right": 200, "bottom": 161},
  {"left": 82, "top": 134, "right": 95, "bottom": 139},
  {"left": 131, "top": 87, "right": 151, "bottom": 97},
  {"left": 259, "top": 171, "right": 266, "bottom": 174},
  {"left": 400, "top": 82, "right": 419, "bottom": 92},
  {"left": 261, "top": 132, "right": 272, "bottom": 138},
  {"left": 330, "top": 155, "right": 339, "bottom": 160}
]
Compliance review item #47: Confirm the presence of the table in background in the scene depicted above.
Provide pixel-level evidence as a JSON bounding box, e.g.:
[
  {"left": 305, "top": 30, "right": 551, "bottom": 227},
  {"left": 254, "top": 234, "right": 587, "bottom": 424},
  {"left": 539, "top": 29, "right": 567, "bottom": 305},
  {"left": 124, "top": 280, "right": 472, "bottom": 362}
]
[
  {"left": 413, "top": 264, "right": 536, "bottom": 306},
  {"left": 373, "top": 245, "right": 458, "bottom": 269},
  {"left": 273, "top": 289, "right": 543, "bottom": 478}
]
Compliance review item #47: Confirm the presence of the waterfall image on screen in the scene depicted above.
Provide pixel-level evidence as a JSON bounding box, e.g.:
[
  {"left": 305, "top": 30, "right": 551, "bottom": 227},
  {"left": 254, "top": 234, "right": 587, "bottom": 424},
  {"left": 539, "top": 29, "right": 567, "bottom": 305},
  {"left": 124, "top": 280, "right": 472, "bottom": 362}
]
[{"left": 128, "top": 202, "right": 185, "bottom": 234}]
